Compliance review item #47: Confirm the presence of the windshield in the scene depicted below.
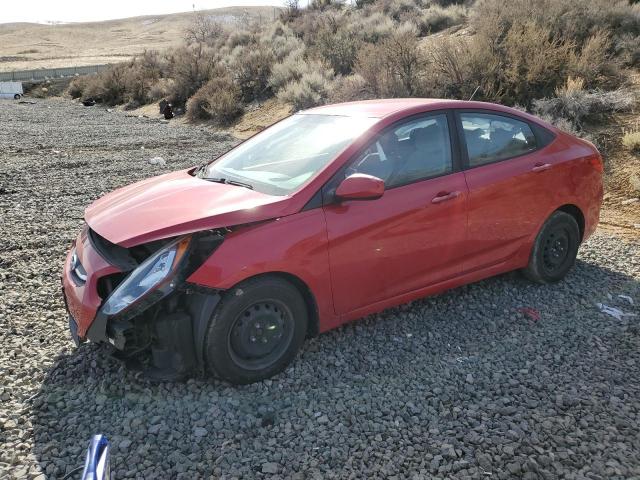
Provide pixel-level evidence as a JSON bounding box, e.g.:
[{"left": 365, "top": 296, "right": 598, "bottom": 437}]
[{"left": 200, "top": 114, "right": 378, "bottom": 195}]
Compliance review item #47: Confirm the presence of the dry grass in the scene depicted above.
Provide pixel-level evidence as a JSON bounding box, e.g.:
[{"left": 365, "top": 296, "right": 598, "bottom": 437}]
[
  {"left": 622, "top": 129, "right": 640, "bottom": 152},
  {"left": 0, "top": 7, "right": 278, "bottom": 72}
]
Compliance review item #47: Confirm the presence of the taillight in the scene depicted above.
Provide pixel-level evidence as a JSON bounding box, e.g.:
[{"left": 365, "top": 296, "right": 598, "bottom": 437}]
[{"left": 589, "top": 154, "right": 603, "bottom": 173}]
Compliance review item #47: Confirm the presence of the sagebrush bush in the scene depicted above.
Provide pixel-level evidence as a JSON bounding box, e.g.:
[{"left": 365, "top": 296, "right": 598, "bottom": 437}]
[
  {"left": 532, "top": 78, "right": 635, "bottom": 129},
  {"left": 80, "top": 64, "right": 129, "bottom": 105},
  {"left": 165, "top": 46, "right": 218, "bottom": 107},
  {"left": 349, "top": 12, "right": 395, "bottom": 43},
  {"left": 228, "top": 46, "right": 274, "bottom": 101},
  {"left": 268, "top": 53, "right": 327, "bottom": 93},
  {"left": 421, "top": 35, "right": 483, "bottom": 99},
  {"left": 147, "top": 78, "right": 176, "bottom": 102},
  {"left": 355, "top": 23, "right": 426, "bottom": 97},
  {"left": 473, "top": 0, "right": 640, "bottom": 45},
  {"left": 328, "top": 74, "right": 373, "bottom": 103},
  {"left": 615, "top": 33, "right": 640, "bottom": 67},
  {"left": 277, "top": 68, "right": 334, "bottom": 110},
  {"left": 569, "top": 30, "right": 621, "bottom": 89},
  {"left": 67, "top": 76, "right": 90, "bottom": 99},
  {"left": 186, "top": 73, "right": 243, "bottom": 124},
  {"left": 373, "top": 0, "right": 423, "bottom": 22},
  {"left": 415, "top": 4, "right": 467, "bottom": 35},
  {"left": 226, "top": 30, "right": 255, "bottom": 48}
]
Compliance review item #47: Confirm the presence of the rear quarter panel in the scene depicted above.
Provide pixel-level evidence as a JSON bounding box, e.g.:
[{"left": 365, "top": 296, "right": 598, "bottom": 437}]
[
  {"left": 513, "top": 132, "right": 603, "bottom": 263},
  {"left": 542, "top": 133, "right": 602, "bottom": 237}
]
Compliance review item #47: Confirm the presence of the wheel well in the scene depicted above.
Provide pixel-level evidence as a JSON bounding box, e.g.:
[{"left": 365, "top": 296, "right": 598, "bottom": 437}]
[
  {"left": 557, "top": 204, "right": 585, "bottom": 241},
  {"left": 230, "top": 272, "right": 320, "bottom": 338}
]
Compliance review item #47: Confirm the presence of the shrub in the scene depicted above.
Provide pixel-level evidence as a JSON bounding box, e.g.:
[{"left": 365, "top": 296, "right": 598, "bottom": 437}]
[
  {"left": 615, "top": 34, "right": 640, "bottom": 67},
  {"left": 79, "top": 64, "right": 130, "bottom": 105},
  {"left": 497, "top": 22, "right": 574, "bottom": 105},
  {"left": 228, "top": 46, "right": 274, "bottom": 101},
  {"left": 415, "top": 4, "right": 467, "bottom": 35},
  {"left": 226, "top": 30, "right": 255, "bottom": 48},
  {"left": 422, "top": 35, "right": 484, "bottom": 99},
  {"left": 185, "top": 12, "right": 225, "bottom": 50},
  {"left": 373, "top": 0, "right": 423, "bottom": 22},
  {"left": 67, "top": 76, "right": 90, "bottom": 99},
  {"left": 532, "top": 78, "right": 635, "bottom": 129},
  {"left": 269, "top": 51, "right": 314, "bottom": 91},
  {"left": 472, "top": 0, "right": 640, "bottom": 46},
  {"left": 186, "top": 73, "right": 243, "bottom": 125},
  {"left": 147, "top": 78, "right": 176, "bottom": 102},
  {"left": 269, "top": 32, "right": 305, "bottom": 62},
  {"left": 569, "top": 30, "right": 621, "bottom": 89},
  {"left": 328, "top": 74, "right": 373, "bottom": 103},
  {"left": 349, "top": 12, "right": 395, "bottom": 43},
  {"left": 622, "top": 129, "right": 640, "bottom": 152},
  {"left": 313, "top": 27, "right": 360, "bottom": 75},
  {"left": 277, "top": 67, "right": 334, "bottom": 110},
  {"left": 165, "top": 46, "right": 217, "bottom": 107},
  {"left": 356, "top": 23, "right": 426, "bottom": 97}
]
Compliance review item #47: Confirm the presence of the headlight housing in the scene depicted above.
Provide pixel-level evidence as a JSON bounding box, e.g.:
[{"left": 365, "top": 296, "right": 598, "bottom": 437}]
[{"left": 101, "top": 236, "right": 191, "bottom": 316}]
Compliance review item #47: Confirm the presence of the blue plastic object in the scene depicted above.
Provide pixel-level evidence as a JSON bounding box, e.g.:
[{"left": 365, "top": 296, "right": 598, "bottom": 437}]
[{"left": 81, "top": 435, "right": 111, "bottom": 480}]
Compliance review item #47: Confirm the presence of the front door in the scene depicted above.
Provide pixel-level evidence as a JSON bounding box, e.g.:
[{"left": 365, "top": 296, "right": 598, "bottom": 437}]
[{"left": 323, "top": 112, "right": 468, "bottom": 315}]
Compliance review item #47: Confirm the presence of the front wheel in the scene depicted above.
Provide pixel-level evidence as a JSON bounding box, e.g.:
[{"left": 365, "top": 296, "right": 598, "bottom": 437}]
[
  {"left": 14, "top": 94, "right": 21, "bottom": 100},
  {"left": 204, "top": 276, "right": 308, "bottom": 384},
  {"left": 522, "top": 211, "right": 580, "bottom": 284}
]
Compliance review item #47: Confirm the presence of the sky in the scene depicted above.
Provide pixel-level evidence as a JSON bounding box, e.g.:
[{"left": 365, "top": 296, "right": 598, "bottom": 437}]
[{"left": 0, "top": 1, "right": 284, "bottom": 24}]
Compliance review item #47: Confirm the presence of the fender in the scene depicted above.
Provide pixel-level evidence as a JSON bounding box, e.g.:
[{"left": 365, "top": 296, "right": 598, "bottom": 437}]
[{"left": 186, "top": 208, "right": 339, "bottom": 332}]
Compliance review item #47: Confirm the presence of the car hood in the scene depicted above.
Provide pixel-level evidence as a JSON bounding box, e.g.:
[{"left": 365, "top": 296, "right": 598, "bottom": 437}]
[{"left": 85, "top": 169, "right": 291, "bottom": 247}]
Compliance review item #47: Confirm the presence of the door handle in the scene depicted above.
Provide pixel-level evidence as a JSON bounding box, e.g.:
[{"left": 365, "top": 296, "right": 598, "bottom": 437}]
[
  {"left": 531, "top": 162, "right": 552, "bottom": 172},
  {"left": 431, "top": 191, "right": 460, "bottom": 204}
]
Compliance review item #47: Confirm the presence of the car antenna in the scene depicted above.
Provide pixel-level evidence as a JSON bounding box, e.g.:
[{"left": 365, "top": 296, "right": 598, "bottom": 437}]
[{"left": 468, "top": 86, "right": 480, "bottom": 101}]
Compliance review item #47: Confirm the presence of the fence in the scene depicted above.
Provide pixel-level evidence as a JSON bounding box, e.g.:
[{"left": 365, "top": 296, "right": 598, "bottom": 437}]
[{"left": 0, "top": 64, "right": 111, "bottom": 82}]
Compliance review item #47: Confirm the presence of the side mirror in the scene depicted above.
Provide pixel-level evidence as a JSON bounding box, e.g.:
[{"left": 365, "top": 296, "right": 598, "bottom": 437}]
[{"left": 335, "top": 173, "right": 385, "bottom": 201}]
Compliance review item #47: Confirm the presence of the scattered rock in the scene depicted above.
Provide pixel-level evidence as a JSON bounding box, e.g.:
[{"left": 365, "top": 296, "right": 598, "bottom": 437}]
[
  {"left": 0, "top": 99, "right": 638, "bottom": 480},
  {"left": 148, "top": 156, "right": 166, "bottom": 166},
  {"left": 261, "top": 462, "right": 278, "bottom": 474}
]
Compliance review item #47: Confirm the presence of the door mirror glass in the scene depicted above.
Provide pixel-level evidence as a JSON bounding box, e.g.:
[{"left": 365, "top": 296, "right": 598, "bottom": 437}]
[{"left": 335, "top": 174, "right": 385, "bottom": 201}]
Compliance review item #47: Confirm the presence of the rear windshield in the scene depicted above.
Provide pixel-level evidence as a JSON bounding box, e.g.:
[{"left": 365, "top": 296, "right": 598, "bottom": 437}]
[{"left": 201, "top": 114, "right": 377, "bottom": 196}]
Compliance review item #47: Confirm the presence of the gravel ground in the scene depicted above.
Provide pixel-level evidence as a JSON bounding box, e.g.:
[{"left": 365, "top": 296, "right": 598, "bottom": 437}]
[{"left": 1, "top": 98, "right": 639, "bottom": 480}]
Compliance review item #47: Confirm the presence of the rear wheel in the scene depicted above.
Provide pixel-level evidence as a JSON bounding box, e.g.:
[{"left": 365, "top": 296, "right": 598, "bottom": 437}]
[
  {"left": 522, "top": 211, "right": 580, "bottom": 284},
  {"left": 204, "top": 276, "right": 308, "bottom": 384},
  {"left": 14, "top": 94, "right": 20, "bottom": 100}
]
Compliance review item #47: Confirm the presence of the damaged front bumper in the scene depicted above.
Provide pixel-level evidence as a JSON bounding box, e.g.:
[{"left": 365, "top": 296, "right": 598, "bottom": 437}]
[{"left": 61, "top": 227, "right": 225, "bottom": 379}]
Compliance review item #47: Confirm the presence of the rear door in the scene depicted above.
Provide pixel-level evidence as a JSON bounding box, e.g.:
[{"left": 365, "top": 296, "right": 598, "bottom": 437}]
[
  {"left": 456, "top": 110, "right": 558, "bottom": 272},
  {"left": 323, "top": 111, "right": 468, "bottom": 315}
]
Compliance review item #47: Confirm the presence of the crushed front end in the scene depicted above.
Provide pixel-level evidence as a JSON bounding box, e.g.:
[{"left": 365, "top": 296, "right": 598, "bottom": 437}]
[{"left": 61, "top": 225, "right": 225, "bottom": 380}]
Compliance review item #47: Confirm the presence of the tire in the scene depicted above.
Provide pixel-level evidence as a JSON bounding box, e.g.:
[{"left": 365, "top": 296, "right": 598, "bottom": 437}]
[
  {"left": 14, "top": 94, "right": 21, "bottom": 100},
  {"left": 204, "top": 276, "right": 308, "bottom": 384},
  {"left": 522, "top": 211, "right": 580, "bottom": 284}
]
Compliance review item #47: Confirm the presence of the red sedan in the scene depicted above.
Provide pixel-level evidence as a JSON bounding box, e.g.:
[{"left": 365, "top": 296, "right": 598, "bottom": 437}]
[{"left": 62, "top": 99, "right": 603, "bottom": 384}]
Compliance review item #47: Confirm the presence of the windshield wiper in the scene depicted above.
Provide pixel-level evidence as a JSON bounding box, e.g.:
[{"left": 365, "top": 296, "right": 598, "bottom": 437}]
[
  {"left": 202, "top": 177, "right": 253, "bottom": 190},
  {"left": 225, "top": 179, "right": 254, "bottom": 190}
]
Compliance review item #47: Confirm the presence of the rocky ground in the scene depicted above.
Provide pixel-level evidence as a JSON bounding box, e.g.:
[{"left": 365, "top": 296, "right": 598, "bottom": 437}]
[{"left": 0, "top": 98, "right": 639, "bottom": 479}]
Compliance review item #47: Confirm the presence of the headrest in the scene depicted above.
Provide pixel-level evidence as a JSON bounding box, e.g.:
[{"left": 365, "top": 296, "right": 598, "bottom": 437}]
[{"left": 410, "top": 124, "right": 442, "bottom": 148}]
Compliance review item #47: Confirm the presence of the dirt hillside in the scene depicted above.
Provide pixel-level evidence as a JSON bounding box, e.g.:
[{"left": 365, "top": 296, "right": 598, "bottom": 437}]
[{"left": 0, "top": 6, "right": 279, "bottom": 72}]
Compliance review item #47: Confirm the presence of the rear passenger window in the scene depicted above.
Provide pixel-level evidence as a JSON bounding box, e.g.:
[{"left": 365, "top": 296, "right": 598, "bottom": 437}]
[
  {"left": 348, "top": 114, "right": 452, "bottom": 188},
  {"left": 460, "top": 113, "right": 537, "bottom": 167}
]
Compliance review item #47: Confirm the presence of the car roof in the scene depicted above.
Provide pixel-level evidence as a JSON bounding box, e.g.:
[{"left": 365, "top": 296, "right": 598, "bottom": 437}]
[
  {"left": 302, "top": 98, "right": 538, "bottom": 119},
  {"left": 301, "top": 99, "right": 465, "bottom": 118}
]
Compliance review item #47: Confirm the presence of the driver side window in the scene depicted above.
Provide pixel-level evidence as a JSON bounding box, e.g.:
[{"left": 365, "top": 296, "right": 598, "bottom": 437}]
[{"left": 347, "top": 114, "right": 452, "bottom": 188}]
